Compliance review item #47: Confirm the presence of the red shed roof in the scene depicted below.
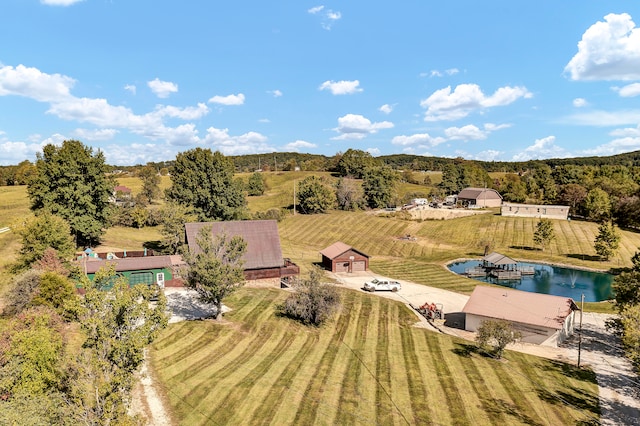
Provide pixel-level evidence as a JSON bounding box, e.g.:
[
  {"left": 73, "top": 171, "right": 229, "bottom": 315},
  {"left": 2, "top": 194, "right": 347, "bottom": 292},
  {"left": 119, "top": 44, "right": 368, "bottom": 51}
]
[
  {"left": 185, "top": 220, "right": 284, "bottom": 270},
  {"left": 462, "top": 286, "right": 578, "bottom": 330},
  {"left": 320, "top": 241, "right": 369, "bottom": 260},
  {"left": 114, "top": 185, "right": 131, "bottom": 193}
]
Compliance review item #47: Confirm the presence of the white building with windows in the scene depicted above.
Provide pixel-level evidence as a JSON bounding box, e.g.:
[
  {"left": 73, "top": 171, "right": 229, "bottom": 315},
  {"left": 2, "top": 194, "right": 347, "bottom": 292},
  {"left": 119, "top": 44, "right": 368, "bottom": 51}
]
[{"left": 501, "top": 203, "right": 570, "bottom": 220}]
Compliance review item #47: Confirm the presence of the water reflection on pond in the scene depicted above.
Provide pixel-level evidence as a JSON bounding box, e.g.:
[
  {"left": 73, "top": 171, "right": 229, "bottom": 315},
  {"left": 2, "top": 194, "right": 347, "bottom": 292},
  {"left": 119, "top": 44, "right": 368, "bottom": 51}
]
[{"left": 448, "top": 260, "right": 613, "bottom": 302}]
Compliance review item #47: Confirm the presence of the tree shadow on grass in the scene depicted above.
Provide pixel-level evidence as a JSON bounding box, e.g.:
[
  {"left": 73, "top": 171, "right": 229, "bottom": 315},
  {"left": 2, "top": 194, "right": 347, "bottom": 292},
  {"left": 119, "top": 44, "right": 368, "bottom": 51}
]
[
  {"left": 509, "top": 245, "right": 539, "bottom": 251},
  {"left": 483, "top": 399, "right": 546, "bottom": 426},
  {"left": 536, "top": 387, "right": 600, "bottom": 419},
  {"left": 451, "top": 342, "right": 493, "bottom": 359},
  {"left": 566, "top": 253, "right": 601, "bottom": 262},
  {"left": 537, "top": 359, "right": 598, "bottom": 384},
  {"left": 143, "top": 240, "right": 163, "bottom": 251}
]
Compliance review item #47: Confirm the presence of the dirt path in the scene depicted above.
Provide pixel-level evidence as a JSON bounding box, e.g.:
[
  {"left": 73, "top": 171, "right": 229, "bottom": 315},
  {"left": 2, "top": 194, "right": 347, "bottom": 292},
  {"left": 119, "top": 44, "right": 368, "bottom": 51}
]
[{"left": 331, "top": 271, "right": 640, "bottom": 425}]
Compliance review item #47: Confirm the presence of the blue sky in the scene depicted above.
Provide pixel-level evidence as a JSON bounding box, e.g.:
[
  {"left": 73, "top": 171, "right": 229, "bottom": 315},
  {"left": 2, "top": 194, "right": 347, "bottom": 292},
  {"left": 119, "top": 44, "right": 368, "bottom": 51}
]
[{"left": 3, "top": 1, "right": 640, "bottom": 166}]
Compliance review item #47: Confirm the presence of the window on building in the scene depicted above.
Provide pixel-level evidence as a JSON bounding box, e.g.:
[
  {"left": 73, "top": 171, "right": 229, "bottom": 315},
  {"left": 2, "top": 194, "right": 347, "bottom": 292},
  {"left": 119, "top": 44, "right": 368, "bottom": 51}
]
[{"left": 129, "top": 271, "right": 154, "bottom": 286}]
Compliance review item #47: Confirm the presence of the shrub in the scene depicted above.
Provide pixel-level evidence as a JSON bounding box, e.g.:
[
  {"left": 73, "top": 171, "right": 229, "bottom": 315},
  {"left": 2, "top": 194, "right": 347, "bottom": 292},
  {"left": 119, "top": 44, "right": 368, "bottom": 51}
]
[
  {"left": 475, "top": 319, "right": 521, "bottom": 359},
  {"left": 279, "top": 268, "right": 340, "bottom": 326}
]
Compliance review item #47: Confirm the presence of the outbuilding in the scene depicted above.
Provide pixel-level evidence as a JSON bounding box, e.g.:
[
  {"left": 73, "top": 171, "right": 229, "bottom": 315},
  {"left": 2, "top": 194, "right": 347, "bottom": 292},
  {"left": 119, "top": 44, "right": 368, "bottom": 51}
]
[
  {"left": 457, "top": 187, "right": 502, "bottom": 208},
  {"left": 462, "top": 286, "right": 579, "bottom": 346},
  {"left": 185, "top": 220, "right": 299, "bottom": 285},
  {"left": 501, "top": 203, "right": 570, "bottom": 220},
  {"left": 320, "top": 242, "right": 369, "bottom": 273},
  {"left": 81, "top": 254, "right": 185, "bottom": 288}
]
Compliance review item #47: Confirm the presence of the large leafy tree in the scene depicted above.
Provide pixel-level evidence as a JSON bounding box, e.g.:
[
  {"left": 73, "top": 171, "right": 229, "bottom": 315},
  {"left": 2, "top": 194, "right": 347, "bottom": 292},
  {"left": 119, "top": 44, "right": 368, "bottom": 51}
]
[
  {"left": 246, "top": 171, "right": 266, "bottom": 196},
  {"left": 13, "top": 213, "right": 75, "bottom": 271},
  {"left": 335, "top": 177, "right": 365, "bottom": 211},
  {"left": 594, "top": 221, "right": 620, "bottom": 261},
  {"left": 335, "top": 149, "right": 380, "bottom": 179},
  {"left": 584, "top": 188, "right": 611, "bottom": 222},
  {"left": 363, "top": 166, "right": 397, "bottom": 208},
  {"left": 28, "top": 140, "right": 115, "bottom": 247},
  {"left": 297, "top": 175, "right": 336, "bottom": 214},
  {"left": 182, "top": 226, "right": 247, "bottom": 319},
  {"left": 166, "top": 148, "right": 246, "bottom": 221}
]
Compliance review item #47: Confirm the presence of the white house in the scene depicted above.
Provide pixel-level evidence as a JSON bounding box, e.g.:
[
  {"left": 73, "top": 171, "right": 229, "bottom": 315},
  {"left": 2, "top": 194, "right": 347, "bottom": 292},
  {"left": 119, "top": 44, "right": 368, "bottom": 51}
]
[{"left": 501, "top": 203, "right": 570, "bottom": 220}]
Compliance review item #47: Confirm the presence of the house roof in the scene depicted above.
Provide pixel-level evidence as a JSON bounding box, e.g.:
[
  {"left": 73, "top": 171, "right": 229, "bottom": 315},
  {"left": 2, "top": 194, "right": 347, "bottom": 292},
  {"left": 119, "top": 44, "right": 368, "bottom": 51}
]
[
  {"left": 462, "top": 286, "right": 578, "bottom": 330},
  {"left": 114, "top": 185, "right": 131, "bottom": 193},
  {"left": 457, "top": 187, "right": 502, "bottom": 201},
  {"left": 483, "top": 252, "right": 517, "bottom": 266},
  {"left": 185, "top": 220, "right": 284, "bottom": 270},
  {"left": 83, "top": 255, "right": 178, "bottom": 274},
  {"left": 320, "top": 241, "right": 369, "bottom": 260}
]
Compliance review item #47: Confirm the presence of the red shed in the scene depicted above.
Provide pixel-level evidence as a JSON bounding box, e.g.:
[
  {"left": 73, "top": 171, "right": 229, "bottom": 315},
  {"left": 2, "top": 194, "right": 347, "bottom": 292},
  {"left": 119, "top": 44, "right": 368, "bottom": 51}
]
[{"left": 320, "top": 242, "right": 369, "bottom": 273}]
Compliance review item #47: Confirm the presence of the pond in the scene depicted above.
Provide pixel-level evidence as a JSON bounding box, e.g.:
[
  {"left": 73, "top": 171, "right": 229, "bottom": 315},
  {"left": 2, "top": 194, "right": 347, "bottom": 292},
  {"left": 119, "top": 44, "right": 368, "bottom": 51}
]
[{"left": 448, "top": 259, "right": 614, "bottom": 302}]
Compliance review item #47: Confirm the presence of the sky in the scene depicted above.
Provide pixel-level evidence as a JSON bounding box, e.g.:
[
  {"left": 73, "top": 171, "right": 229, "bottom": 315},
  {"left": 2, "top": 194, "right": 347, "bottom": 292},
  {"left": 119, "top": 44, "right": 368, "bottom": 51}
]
[{"left": 3, "top": 1, "right": 640, "bottom": 166}]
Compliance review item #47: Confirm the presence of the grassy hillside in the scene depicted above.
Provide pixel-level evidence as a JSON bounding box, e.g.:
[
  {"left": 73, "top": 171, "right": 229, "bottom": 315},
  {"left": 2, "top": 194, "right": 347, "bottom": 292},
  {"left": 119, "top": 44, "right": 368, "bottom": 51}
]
[{"left": 151, "top": 287, "right": 599, "bottom": 425}]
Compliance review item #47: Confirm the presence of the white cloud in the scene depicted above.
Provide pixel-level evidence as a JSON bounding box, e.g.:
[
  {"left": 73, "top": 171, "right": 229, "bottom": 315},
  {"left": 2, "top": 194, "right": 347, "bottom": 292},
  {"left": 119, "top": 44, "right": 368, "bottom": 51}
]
[
  {"left": 564, "top": 109, "right": 640, "bottom": 126},
  {"left": 258, "top": 118, "right": 270, "bottom": 123},
  {"left": 391, "top": 133, "right": 445, "bottom": 147},
  {"left": 366, "top": 148, "right": 380, "bottom": 156},
  {"left": 208, "top": 93, "right": 245, "bottom": 105},
  {"left": 153, "top": 103, "right": 209, "bottom": 120},
  {"left": 284, "top": 140, "right": 316, "bottom": 151},
  {"left": 616, "top": 83, "right": 640, "bottom": 97},
  {"left": 573, "top": 98, "right": 588, "bottom": 107},
  {"left": 41, "top": 0, "right": 84, "bottom": 5},
  {"left": 472, "top": 150, "right": 503, "bottom": 161},
  {"left": 203, "top": 126, "right": 272, "bottom": 155},
  {"left": 565, "top": 13, "right": 640, "bottom": 81},
  {"left": 147, "top": 78, "right": 178, "bottom": 98},
  {"left": 0, "top": 64, "right": 74, "bottom": 102},
  {"left": 268, "top": 89, "right": 283, "bottom": 97},
  {"left": 429, "top": 68, "right": 459, "bottom": 77},
  {"left": 319, "top": 80, "right": 362, "bottom": 95},
  {"left": 72, "top": 128, "right": 118, "bottom": 141},
  {"left": 421, "top": 83, "right": 532, "bottom": 121},
  {"left": 512, "top": 136, "right": 570, "bottom": 161},
  {"left": 581, "top": 135, "right": 640, "bottom": 156},
  {"left": 308, "top": 5, "right": 324, "bottom": 14},
  {"left": 379, "top": 104, "right": 393, "bottom": 114},
  {"left": 444, "top": 124, "right": 488, "bottom": 141},
  {"left": 332, "top": 114, "right": 393, "bottom": 140},
  {"left": 124, "top": 84, "right": 136, "bottom": 95}
]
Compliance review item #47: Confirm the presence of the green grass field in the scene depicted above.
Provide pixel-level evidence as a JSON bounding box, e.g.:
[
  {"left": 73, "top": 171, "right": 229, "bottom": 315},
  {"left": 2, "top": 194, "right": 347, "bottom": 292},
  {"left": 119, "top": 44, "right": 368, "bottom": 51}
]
[{"left": 151, "top": 287, "right": 600, "bottom": 426}]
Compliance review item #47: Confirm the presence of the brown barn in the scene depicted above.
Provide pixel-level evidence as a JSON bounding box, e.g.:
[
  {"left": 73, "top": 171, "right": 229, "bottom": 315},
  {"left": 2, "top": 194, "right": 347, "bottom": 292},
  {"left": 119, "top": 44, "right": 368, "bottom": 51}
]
[
  {"left": 457, "top": 187, "right": 502, "bottom": 208},
  {"left": 320, "top": 242, "right": 369, "bottom": 273},
  {"left": 185, "top": 220, "right": 299, "bottom": 285}
]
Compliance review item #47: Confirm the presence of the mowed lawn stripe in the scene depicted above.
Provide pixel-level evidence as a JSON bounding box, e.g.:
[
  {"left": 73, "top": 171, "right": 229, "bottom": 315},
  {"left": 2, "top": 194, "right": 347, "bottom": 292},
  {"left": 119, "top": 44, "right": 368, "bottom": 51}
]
[
  {"left": 374, "top": 299, "right": 396, "bottom": 425},
  {"left": 335, "top": 296, "right": 375, "bottom": 424},
  {"left": 204, "top": 324, "right": 301, "bottom": 425},
  {"left": 291, "top": 291, "right": 357, "bottom": 425},
  {"left": 421, "top": 331, "right": 470, "bottom": 424},
  {"left": 399, "top": 327, "right": 433, "bottom": 424},
  {"left": 245, "top": 329, "right": 321, "bottom": 426},
  {"left": 163, "top": 294, "right": 277, "bottom": 384}
]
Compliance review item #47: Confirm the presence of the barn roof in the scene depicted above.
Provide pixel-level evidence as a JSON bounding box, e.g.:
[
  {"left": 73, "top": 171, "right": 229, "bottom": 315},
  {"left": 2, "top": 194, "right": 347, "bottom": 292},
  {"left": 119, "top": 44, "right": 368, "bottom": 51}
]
[
  {"left": 113, "top": 185, "right": 131, "bottom": 193},
  {"left": 483, "top": 252, "right": 517, "bottom": 266},
  {"left": 320, "top": 241, "right": 369, "bottom": 260},
  {"left": 185, "top": 220, "right": 284, "bottom": 270},
  {"left": 462, "top": 286, "right": 578, "bottom": 330},
  {"left": 83, "top": 255, "right": 180, "bottom": 274},
  {"left": 457, "top": 187, "right": 502, "bottom": 201}
]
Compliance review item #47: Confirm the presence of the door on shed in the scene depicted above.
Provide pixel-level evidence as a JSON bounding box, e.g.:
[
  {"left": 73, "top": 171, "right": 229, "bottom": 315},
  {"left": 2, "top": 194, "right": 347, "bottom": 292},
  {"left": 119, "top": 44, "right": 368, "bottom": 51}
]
[
  {"left": 352, "top": 261, "right": 366, "bottom": 272},
  {"left": 335, "top": 262, "right": 349, "bottom": 272}
]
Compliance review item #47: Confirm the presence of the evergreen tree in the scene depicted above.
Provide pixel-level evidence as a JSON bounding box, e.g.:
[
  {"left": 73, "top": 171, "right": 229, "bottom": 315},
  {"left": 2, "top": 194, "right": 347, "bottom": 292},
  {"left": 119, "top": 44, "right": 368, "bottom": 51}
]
[
  {"left": 28, "top": 140, "right": 115, "bottom": 246},
  {"left": 138, "top": 164, "right": 161, "bottom": 203},
  {"left": 594, "top": 221, "right": 620, "bottom": 261},
  {"left": 166, "top": 148, "right": 246, "bottom": 221},
  {"left": 533, "top": 218, "right": 555, "bottom": 251}
]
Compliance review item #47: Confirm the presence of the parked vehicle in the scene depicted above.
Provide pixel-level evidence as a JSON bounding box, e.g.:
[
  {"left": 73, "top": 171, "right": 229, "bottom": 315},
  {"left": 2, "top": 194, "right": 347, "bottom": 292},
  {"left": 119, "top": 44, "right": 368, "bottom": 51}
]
[{"left": 363, "top": 278, "right": 401, "bottom": 292}]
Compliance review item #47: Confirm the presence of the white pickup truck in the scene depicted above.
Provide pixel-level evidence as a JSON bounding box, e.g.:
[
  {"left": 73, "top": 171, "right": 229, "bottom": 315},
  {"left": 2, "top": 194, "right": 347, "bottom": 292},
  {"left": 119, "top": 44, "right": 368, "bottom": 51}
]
[{"left": 363, "top": 278, "right": 401, "bottom": 292}]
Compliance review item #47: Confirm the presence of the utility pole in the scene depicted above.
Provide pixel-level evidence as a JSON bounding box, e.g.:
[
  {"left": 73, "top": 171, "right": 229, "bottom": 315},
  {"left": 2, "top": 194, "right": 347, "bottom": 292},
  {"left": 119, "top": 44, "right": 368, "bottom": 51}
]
[{"left": 578, "top": 293, "right": 584, "bottom": 367}]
